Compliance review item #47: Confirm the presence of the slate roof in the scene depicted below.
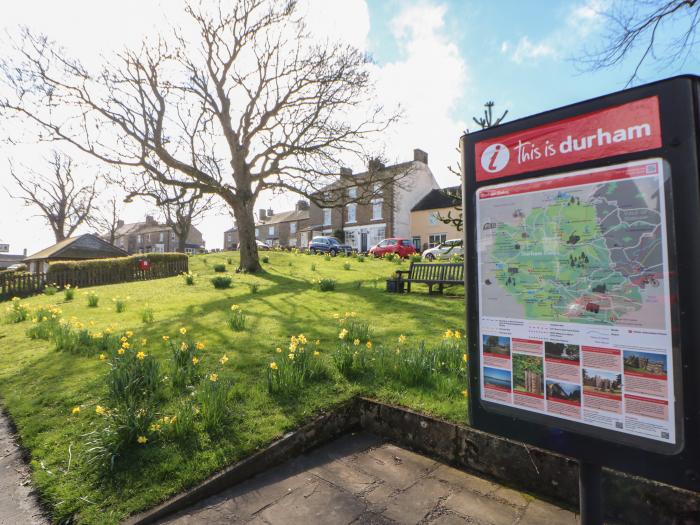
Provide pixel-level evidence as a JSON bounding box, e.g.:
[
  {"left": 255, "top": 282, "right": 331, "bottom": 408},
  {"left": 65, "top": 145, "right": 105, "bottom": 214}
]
[
  {"left": 225, "top": 209, "right": 309, "bottom": 233},
  {"left": 411, "top": 186, "right": 461, "bottom": 212},
  {"left": 24, "top": 234, "right": 128, "bottom": 261}
]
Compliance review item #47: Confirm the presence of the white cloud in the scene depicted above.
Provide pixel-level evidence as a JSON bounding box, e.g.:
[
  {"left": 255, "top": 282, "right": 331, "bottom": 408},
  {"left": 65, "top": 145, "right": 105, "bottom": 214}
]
[{"left": 501, "top": 0, "right": 606, "bottom": 64}]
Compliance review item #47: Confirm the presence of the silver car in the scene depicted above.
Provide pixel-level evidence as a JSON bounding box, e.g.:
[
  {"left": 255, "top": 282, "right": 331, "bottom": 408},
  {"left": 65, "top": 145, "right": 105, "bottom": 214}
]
[{"left": 422, "top": 239, "right": 463, "bottom": 260}]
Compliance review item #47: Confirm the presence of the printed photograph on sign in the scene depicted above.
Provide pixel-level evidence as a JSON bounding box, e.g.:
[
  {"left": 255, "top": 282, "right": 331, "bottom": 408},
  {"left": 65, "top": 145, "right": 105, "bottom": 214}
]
[{"left": 476, "top": 158, "right": 676, "bottom": 445}]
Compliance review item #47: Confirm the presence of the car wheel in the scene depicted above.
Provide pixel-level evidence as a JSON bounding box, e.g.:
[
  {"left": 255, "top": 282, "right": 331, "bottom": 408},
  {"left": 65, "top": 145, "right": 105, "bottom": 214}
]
[
  {"left": 425, "top": 253, "right": 435, "bottom": 261},
  {"left": 330, "top": 248, "right": 337, "bottom": 257}
]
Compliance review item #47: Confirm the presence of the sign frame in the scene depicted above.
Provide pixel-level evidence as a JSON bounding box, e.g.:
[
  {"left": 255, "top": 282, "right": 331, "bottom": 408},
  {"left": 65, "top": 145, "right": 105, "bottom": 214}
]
[{"left": 463, "top": 75, "right": 700, "bottom": 492}]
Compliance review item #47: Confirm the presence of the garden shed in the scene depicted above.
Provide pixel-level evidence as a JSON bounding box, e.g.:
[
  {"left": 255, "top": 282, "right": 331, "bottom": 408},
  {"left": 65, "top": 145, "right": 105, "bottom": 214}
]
[{"left": 24, "top": 234, "right": 128, "bottom": 274}]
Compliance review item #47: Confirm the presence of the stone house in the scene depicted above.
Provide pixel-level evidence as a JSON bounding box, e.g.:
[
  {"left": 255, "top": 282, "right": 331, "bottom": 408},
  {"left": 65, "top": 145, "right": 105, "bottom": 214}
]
[
  {"left": 409, "top": 186, "right": 462, "bottom": 251},
  {"left": 23, "top": 234, "right": 128, "bottom": 274},
  {"left": 112, "top": 216, "right": 205, "bottom": 254},
  {"left": 307, "top": 148, "right": 438, "bottom": 252},
  {"left": 224, "top": 201, "right": 310, "bottom": 249}
]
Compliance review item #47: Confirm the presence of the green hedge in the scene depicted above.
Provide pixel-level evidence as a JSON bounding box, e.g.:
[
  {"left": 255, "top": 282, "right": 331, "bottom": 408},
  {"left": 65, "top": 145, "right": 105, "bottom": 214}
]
[{"left": 48, "top": 253, "right": 188, "bottom": 275}]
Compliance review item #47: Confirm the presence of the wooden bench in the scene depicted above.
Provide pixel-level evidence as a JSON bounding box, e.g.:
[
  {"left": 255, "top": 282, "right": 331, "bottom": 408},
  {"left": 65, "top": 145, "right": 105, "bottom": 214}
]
[{"left": 395, "top": 262, "right": 464, "bottom": 294}]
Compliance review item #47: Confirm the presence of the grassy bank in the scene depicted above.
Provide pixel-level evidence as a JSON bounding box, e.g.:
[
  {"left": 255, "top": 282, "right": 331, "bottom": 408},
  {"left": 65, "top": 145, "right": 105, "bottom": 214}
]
[{"left": 0, "top": 250, "right": 466, "bottom": 523}]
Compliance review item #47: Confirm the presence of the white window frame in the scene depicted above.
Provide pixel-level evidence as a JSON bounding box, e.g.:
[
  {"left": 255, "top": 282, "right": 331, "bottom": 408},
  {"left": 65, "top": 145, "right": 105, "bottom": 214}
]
[
  {"left": 346, "top": 203, "right": 357, "bottom": 224},
  {"left": 159, "top": 232, "right": 164, "bottom": 242},
  {"left": 268, "top": 226, "right": 275, "bottom": 236},
  {"left": 323, "top": 208, "right": 332, "bottom": 226},
  {"left": 290, "top": 221, "right": 297, "bottom": 234},
  {"left": 428, "top": 233, "right": 447, "bottom": 248},
  {"left": 371, "top": 200, "right": 383, "bottom": 220},
  {"left": 348, "top": 186, "right": 357, "bottom": 199},
  {"left": 255, "top": 228, "right": 260, "bottom": 237},
  {"left": 137, "top": 234, "right": 142, "bottom": 243}
]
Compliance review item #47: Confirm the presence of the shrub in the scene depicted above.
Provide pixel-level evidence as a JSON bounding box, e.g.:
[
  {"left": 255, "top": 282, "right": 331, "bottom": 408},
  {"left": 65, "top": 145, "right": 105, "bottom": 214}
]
[
  {"left": 324, "top": 254, "right": 331, "bottom": 262},
  {"left": 316, "top": 278, "right": 336, "bottom": 292},
  {"left": 211, "top": 276, "right": 232, "bottom": 289},
  {"left": 336, "top": 312, "right": 371, "bottom": 343},
  {"left": 141, "top": 307, "right": 155, "bottom": 324},
  {"left": 4, "top": 297, "right": 29, "bottom": 323},
  {"left": 354, "top": 281, "right": 363, "bottom": 289},
  {"left": 86, "top": 291, "right": 99, "bottom": 308},
  {"left": 113, "top": 296, "right": 128, "bottom": 313},
  {"left": 213, "top": 264, "right": 226, "bottom": 273},
  {"left": 343, "top": 262, "right": 351, "bottom": 271},
  {"left": 105, "top": 339, "right": 161, "bottom": 409},
  {"left": 248, "top": 283, "right": 259, "bottom": 294},
  {"left": 25, "top": 306, "right": 62, "bottom": 339},
  {"left": 267, "top": 335, "right": 326, "bottom": 393},
  {"left": 391, "top": 341, "right": 437, "bottom": 387},
  {"left": 44, "top": 284, "right": 58, "bottom": 296},
  {"left": 228, "top": 304, "right": 246, "bottom": 331},
  {"left": 199, "top": 374, "right": 231, "bottom": 433},
  {"left": 227, "top": 257, "right": 233, "bottom": 265},
  {"left": 63, "top": 284, "right": 76, "bottom": 301},
  {"left": 311, "top": 263, "right": 317, "bottom": 272},
  {"left": 262, "top": 255, "right": 269, "bottom": 264},
  {"left": 182, "top": 272, "right": 196, "bottom": 285},
  {"left": 48, "top": 252, "right": 188, "bottom": 277},
  {"left": 408, "top": 254, "right": 422, "bottom": 263},
  {"left": 356, "top": 255, "right": 365, "bottom": 263}
]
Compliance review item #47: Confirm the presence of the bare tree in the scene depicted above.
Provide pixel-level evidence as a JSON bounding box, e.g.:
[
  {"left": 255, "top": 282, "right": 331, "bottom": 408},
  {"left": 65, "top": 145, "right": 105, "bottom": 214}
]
[
  {"left": 88, "top": 195, "right": 125, "bottom": 245},
  {"left": 0, "top": 0, "right": 400, "bottom": 272},
  {"left": 9, "top": 151, "right": 98, "bottom": 242},
  {"left": 580, "top": 0, "right": 700, "bottom": 85},
  {"left": 439, "top": 102, "right": 508, "bottom": 232},
  {"left": 123, "top": 176, "right": 215, "bottom": 253}
]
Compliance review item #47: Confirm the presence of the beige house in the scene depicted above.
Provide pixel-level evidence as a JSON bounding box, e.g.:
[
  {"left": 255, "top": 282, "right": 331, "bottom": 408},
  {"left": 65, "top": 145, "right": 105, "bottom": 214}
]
[
  {"left": 224, "top": 201, "right": 310, "bottom": 249},
  {"left": 410, "top": 186, "right": 462, "bottom": 251},
  {"left": 308, "top": 148, "right": 439, "bottom": 252},
  {"left": 112, "top": 216, "right": 205, "bottom": 254}
]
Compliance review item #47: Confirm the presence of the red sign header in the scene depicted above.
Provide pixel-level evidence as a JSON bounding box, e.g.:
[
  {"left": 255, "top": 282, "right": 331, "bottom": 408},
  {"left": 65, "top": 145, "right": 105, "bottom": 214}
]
[{"left": 474, "top": 96, "right": 662, "bottom": 182}]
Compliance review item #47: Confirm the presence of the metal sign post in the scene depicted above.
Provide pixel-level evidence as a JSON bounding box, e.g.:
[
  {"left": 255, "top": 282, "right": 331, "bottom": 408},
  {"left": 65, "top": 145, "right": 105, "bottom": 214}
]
[{"left": 463, "top": 76, "right": 700, "bottom": 520}]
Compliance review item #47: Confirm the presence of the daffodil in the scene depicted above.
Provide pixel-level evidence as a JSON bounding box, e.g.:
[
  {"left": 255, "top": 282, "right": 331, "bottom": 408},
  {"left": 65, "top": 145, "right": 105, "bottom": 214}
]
[
  {"left": 192, "top": 356, "right": 199, "bottom": 365},
  {"left": 140, "top": 338, "right": 148, "bottom": 346},
  {"left": 270, "top": 362, "right": 278, "bottom": 370},
  {"left": 180, "top": 342, "right": 189, "bottom": 351},
  {"left": 339, "top": 328, "right": 348, "bottom": 340},
  {"left": 444, "top": 329, "right": 454, "bottom": 339},
  {"left": 230, "top": 304, "right": 241, "bottom": 311},
  {"left": 195, "top": 341, "right": 205, "bottom": 350},
  {"left": 288, "top": 353, "right": 295, "bottom": 360},
  {"left": 136, "top": 351, "right": 146, "bottom": 360},
  {"left": 179, "top": 327, "right": 187, "bottom": 335},
  {"left": 276, "top": 347, "right": 283, "bottom": 353},
  {"left": 95, "top": 405, "right": 106, "bottom": 415},
  {"left": 454, "top": 330, "right": 462, "bottom": 339},
  {"left": 461, "top": 390, "right": 468, "bottom": 398},
  {"left": 313, "top": 351, "right": 320, "bottom": 357},
  {"left": 463, "top": 354, "right": 468, "bottom": 363},
  {"left": 209, "top": 373, "right": 218, "bottom": 382},
  {"left": 219, "top": 354, "right": 229, "bottom": 365},
  {"left": 126, "top": 331, "right": 134, "bottom": 338},
  {"left": 366, "top": 341, "right": 373, "bottom": 349},
  {"left": 137, "top": 435, "right": 148, "bottom": 444},
  {"left": 122, "top": 341, "right": 130, "bottom": 349},
  {"left": 149, "top": 423, "right": 162, "bottom": 432},
  {"left": 117, "top": 348, "right": 125, "bottom": 355},
  {"left": 398, "top": 334, "right": 406, "bottom": 344},
  {"left": 353, "top": 339, "right": 360, "bottom": 346},
  {"left": 315, "top": 339, "right": 321, "bottom": 346},
  {"left": 162, "top": 335, "right": 170, "bottom": 342},
  {"left": 71, "top": 406, "right": 81, "bottom": 415}
]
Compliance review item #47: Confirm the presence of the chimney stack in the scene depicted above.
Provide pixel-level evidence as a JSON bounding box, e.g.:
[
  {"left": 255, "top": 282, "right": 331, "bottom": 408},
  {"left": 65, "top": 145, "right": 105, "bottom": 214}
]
[
  {"left": 368, "top": 158, "right": 385, "bottom": 172},
  {"left": 259, "top": 209, "right": 267, "bottom": 221},
  {"left": 267, "top": 207, "right": 274, "bottom": 217},
  {"left": 117, "top": 219, "right": 125, "bottom": 228},
  {"left": 23, "top": 248, "right": 27, "bottom": 257},
  {"left": 413, "top": 148, "right": 428, "bottom": 164},
  {"left": 145, "top": 215, "right": 157, "bottom": 225},
  {"left": 340, "top": 167, "right": 353, "bottom": 176},
  {"left": 296, "top": 200, "right": 310, "bottom": 211}
]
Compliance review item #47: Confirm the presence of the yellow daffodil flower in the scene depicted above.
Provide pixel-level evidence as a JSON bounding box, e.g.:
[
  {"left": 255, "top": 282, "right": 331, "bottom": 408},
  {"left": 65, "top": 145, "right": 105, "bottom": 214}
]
[
  {"left": 366, "top": 341, "right": 373, "bottom": 349},
  {"left": 99, "top": 353, "right": 106, "bottom": 361},
  {"left": 270, "top": 362, "right": 278, "bottom": 370},
  {"left": 219, "top": 355, "right": 229, "bottom": 365},
  {"left": 179, "top": 327, "right": 187, "bottom": 335},
  {"left": 353, "top": 339, "right": 360, "bottom": 346},
  {"left": 137, "top": 435, "right": 148, "bottom": 444},
  {"left": 195, "top": 342, "right": 205, "bottom": 350},
  {"left": 136, "top": 351, "right": 146, "bottom": 360},
  {"left": 71, "top": 406, "right": 80, "bottom": 415},
  {"left": 209, "top": 373, "right": 218, "bottom": 382},
  {"left": 398, "top": 334, "right": 407, "bottom": 344},
  {"left": 95, "top": 405, "right": 106, "bottom": 415},
  {"left": 162, "top": 335, "right": 170, "bottom": 342},
  {"left": 192, "top": 356, "right": 199, "bottom": 365},
  {"left": 117, "top": 348, "right": 125, "bottom": 355}
]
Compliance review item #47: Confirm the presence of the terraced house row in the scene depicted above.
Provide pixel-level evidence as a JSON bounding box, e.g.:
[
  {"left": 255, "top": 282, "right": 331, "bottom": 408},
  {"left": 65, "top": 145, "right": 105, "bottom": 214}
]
[{"left": 224, "top": 148, "right": 463, "bottom": 253}]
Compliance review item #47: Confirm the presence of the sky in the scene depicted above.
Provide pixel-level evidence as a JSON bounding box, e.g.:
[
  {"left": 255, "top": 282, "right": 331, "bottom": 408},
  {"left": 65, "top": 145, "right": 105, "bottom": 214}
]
[{"left": 1, "top": 0, "right": 698, "bottom": 254}]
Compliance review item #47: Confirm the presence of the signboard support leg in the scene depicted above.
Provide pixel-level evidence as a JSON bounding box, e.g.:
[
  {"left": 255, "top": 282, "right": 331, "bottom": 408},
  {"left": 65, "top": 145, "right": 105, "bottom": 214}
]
[{"left": 579, "top": 460, "right": 603, "bottom": 525}]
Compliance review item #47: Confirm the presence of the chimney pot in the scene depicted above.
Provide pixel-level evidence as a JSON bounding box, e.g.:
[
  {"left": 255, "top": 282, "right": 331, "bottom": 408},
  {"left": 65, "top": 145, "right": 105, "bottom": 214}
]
[
  {"left": 267, "top": 207, "right": 274, "bottom": 217},
  {"left": 413, "top": 148, "right": 428, "bottom": 164},
  {"left": 117, "top": 219, "right": 125, "bottom": 228},
  {"left": 23, "top": 248, "right": 27, "bottom": 256},
  {"left": 340, "top": 167, "right": 353, "bottom": 176},
  {"left": 368, "top": 158, "right": 385, "bottom": 171},
  {"left": 296, "top": 200, "right": 310, "bottom": 211},
  {"left": 259, "top": 209, "right": 267, "bottom": 221}
]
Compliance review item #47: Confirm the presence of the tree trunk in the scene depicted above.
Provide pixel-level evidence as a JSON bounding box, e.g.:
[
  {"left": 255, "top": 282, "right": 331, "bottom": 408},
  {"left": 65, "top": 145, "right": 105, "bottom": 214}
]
[
  {"left": 177, "top": 235, "right": 187, "bottom": 253},
  {"left": 232, "top": 198, "right": 261, "bottom": 273}
]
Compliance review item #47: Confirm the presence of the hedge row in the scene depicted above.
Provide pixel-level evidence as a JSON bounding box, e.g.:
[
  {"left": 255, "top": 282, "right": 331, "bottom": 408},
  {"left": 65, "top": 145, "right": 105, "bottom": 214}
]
[{"left": 48, "top": 253, "right": 188, "bottom": 275}]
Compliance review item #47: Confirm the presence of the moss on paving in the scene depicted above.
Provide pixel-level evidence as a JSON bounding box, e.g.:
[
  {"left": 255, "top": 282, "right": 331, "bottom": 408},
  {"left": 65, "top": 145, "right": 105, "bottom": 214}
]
[{"left": 0, "top": 251, "right": 467, "bottom": 523}]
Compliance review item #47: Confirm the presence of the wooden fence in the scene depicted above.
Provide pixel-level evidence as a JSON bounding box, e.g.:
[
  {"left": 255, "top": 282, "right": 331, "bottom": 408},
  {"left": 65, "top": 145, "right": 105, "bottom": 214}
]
[{"left": 0, "top": 258, "right": 189, "bottom": 301}]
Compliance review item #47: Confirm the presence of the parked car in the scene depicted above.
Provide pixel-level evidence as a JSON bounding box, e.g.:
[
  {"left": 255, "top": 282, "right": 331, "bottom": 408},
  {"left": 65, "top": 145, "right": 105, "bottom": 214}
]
[
  {"left": 422, "top": 239, "right": 463, "bottom": 261},
  {"left": 308, "top": 236, "right": 352, "bottom": 256},
  {"left": 256, "top": 240, "right": 271, "bottom": 251},
  {"left": 369, "top": 238, "right": 417, "bottom": 258},
  {"left": 6, "top": 263, "right": 27, "bottom": 272}
]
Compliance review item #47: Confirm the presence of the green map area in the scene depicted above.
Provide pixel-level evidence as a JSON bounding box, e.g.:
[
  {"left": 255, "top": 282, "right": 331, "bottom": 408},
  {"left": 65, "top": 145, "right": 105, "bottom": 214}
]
[{"left": 482, "top": 175, "right": 664, "bottom": 326}]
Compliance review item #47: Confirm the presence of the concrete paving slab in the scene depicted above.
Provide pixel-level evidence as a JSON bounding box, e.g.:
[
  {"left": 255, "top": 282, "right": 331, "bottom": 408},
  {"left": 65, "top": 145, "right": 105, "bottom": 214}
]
[
  {"left": 0, "top": 414, "right": 47, "bottom": 525},
  {"left": 157, "top": 432, "right": 577, "bottom": 525}
]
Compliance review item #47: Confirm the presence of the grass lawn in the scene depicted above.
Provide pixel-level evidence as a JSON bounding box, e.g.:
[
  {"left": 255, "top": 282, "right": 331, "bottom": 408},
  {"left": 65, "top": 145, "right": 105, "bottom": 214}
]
[{"left": 0, "top": 251, "right": 467, "bottom": 524}]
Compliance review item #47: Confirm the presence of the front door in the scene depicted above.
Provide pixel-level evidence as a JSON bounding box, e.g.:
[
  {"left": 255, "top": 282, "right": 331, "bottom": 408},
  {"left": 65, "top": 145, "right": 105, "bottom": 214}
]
[{"left": 360, "top": 232, "right": 368, "bottom": 252}]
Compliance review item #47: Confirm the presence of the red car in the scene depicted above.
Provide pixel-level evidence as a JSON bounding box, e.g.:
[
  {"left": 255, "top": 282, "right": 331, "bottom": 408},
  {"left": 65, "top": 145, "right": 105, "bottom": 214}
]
[{"left": 369, "top": 238, "right": 417, "bottom": 258}]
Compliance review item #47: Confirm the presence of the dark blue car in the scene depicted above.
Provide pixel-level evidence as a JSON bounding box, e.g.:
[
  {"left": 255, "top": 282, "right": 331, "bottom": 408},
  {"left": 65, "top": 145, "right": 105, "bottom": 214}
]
[{"left": 308, "top": 236, "right": 353, "bottom": 256}]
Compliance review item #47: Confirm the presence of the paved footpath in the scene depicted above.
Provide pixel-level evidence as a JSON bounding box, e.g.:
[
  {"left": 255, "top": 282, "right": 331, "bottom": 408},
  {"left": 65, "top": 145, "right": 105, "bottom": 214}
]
[
  {"left": 160, "top": 432, "right": 578, "bottom": 525},
  {"left": 0, "top": 413, "right": 47, "bottom": 525}
]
